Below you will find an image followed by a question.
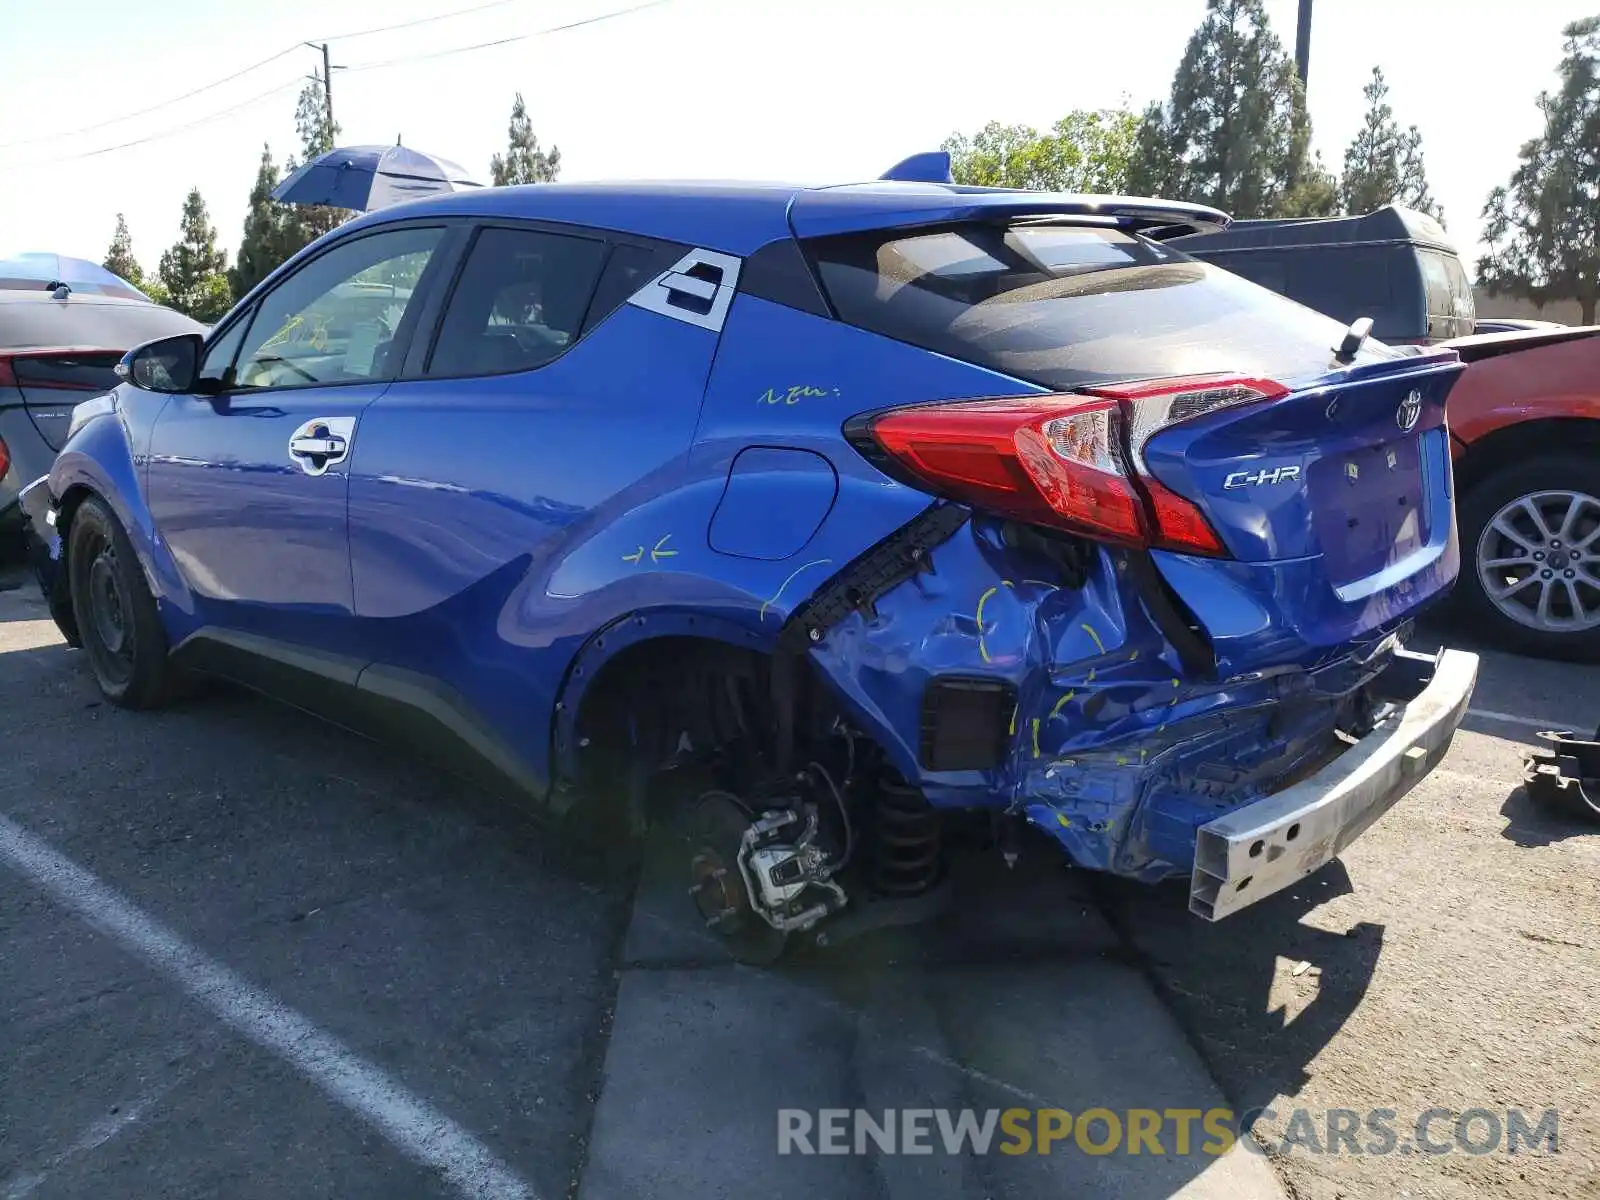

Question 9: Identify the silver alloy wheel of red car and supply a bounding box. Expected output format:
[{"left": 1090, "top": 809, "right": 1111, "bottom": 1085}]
[{"left": 1475, "top": 488, "right": 1600, "bottom": 633}]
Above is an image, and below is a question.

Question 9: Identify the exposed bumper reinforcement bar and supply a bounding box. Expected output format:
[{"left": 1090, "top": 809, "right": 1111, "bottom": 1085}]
[{"left": 1190, "top": 646, "right": 1479, "bottom": 921}]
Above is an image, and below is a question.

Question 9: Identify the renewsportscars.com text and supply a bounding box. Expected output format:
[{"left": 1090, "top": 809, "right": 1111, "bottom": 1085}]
[{"left": 777, "top": 1107, "right": 1560, "bottom": 1157}]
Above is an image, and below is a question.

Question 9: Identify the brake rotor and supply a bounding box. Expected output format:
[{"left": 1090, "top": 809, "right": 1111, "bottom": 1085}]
[{"left": 679, "top": 790, "right": 788, "bottom": 966}]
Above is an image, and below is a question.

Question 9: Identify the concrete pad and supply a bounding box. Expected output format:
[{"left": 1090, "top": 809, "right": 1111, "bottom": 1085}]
[
  {"left": 579, "top": 962, "right": 1285, "bottom": 1199},
  {"left": 622, "top": 822, "right": 1120, "bottom": 971}
]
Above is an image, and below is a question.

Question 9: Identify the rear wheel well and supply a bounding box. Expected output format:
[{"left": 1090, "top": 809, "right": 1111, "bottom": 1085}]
[
  {"left": 1455, "top": 419, "right": 1600, "bottom": 497},
  {"left": 565, "top": 633, "right": 865, "bottom": 834}
]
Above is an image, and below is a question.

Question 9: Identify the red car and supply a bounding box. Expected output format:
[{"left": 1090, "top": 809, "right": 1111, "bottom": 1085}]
[{"left": 1446, "top": 326, "right": 1600, "bottom": 658}]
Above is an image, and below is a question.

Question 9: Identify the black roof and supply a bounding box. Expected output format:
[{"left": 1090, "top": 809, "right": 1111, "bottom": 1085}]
[{"left": 1169, "top": 204, "right": 1457, "bottom": 254}]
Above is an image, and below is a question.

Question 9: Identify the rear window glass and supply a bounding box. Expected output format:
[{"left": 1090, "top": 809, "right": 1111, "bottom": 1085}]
[
  {"left": 0, "top": 296, "right": 201, "bottom": 352},
  {"left": 808, "top": 224, "right": 1399, "bottom": 390},
  {"left": 11, "top": 351, "right": 124, "bottom": 392},
  {"left": 1420, "top": 249, "right": 1474, "bottom": 334}
]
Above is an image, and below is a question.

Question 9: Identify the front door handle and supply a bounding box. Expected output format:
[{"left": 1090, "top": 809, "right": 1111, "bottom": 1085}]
[
  {"left": 289, "top": 433, "right": 347, "bottom": 457},
  {"left": 287, "top": 416, "right": 356, "bottom": 477}
]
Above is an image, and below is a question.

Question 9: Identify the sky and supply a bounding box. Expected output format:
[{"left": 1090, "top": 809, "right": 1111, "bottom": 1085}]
[{"left": 0, "top": 0, "right": 1592, "bottom": 280}]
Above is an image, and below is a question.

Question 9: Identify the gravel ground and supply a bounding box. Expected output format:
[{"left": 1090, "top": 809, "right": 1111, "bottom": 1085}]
[{"left": 1, "top": 556, "right": 1596, "bottom": 1199}]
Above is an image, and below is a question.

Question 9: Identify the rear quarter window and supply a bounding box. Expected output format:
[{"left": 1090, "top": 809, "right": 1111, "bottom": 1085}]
[{"left": 807, "top": 224, "right": 1397, "bottom": 391}]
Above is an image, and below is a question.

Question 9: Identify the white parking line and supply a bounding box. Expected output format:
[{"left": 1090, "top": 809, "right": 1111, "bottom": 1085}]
[
  {"left": 4, "top": 1087, "right": 163, "bottom": 1200},
  {"left": 0, "top": 814, "right": 535, "bottom": 1200},
  {"left": 1467, "top": 707, "right": 1569, "bottom": 733}
]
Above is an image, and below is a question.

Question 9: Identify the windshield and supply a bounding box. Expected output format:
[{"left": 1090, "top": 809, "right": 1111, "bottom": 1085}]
[{"left": 808, "top": 223, "right": 1400, "bottom": 390}]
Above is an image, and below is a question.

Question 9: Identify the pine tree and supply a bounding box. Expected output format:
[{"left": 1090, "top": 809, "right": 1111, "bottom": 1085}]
[
  {"left": 158, "top": 188, "right": 232, "bottom": 323},
  {"left": 1480, "top": 17, "right": 1600, "bottom": 325},
  {"left": 279, "top": 81, "right": 349, "bottom": 256},
  {"left": 230, "top": 145, "right": 292, "bottom": 301},
  {"left": 489, "top": 93, "right": 560, "bottom": 186},
  {"left": 1339, "top": 67, "right": 1442, "bottom": 220},
  {"left": 102, "top": 214, "right": 144, "bottom": 289},
  {"left": 1124, "top": 0, "right": 1320, "bottom": 219}
]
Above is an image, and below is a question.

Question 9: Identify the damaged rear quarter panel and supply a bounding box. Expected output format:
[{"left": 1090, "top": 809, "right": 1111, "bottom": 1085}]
[{"left": 805, "top": 516, "right": 1408, "bottom": 882}]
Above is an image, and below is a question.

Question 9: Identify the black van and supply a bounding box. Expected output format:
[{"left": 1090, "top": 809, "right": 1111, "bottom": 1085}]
[{"left": 1170, "top": 205, "right": 1475, "bottom": 344}]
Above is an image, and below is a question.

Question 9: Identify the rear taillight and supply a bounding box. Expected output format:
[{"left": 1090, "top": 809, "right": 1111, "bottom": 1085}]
[
  {"left": 856, "top": 374, "right": 1288, "bottom": 556},
  {"left": 0, "top": 356, "right": 14, "bottom": 389},
  {"left": 0, "top": 434, "right": 10, "bottom": 480}
]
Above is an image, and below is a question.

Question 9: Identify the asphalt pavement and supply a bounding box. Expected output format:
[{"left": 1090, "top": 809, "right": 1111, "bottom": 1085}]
[{"left": 2, "top": 562, "right": 1595, "bottom": 1200}]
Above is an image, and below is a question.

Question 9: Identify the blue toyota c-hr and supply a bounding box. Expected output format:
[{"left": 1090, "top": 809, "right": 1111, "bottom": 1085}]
[{"left": 20, "top": 162, "right": 1479, "bottom": 961}]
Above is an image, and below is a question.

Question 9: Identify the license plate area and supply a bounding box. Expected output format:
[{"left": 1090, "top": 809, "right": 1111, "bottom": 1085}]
[{"left": 1309, "top": 434, "right": 1428, "bottom": 587}]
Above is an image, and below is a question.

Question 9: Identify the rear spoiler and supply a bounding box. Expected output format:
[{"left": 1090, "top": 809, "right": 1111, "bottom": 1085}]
[
  {"left": 1441, "top": 325, "right": 1600, "bottom": 364},
  {"left": 794, "top": 185, "right": 1232, "bottom": 242}
]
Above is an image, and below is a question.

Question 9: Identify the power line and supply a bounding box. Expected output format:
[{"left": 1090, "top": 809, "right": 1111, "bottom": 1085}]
[
  {"left": 0, "top": 0, "right": 581, "bottom": 149},
  {"left": 0, "top": 45, "right": 303, "bottom": 150},
  {"left": 4, "top": 0, "right": 672, "bottom": 167},
  {"left": 310, "top": 0, "right": 536, "bottom": 44},
  {"left": 342, "top": 0, "right": 671, "bottom": 72},
  {"left": 7, "top": 79, "right": 306, "bottom": 169}
]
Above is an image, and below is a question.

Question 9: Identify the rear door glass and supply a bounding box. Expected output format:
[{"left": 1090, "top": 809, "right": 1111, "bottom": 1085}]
[
  {"left": 427, "top": 226, "right": 606, "bottom": 377},
  {"left": 808, "top": 224, "right": 1398, "bottom": 391}
]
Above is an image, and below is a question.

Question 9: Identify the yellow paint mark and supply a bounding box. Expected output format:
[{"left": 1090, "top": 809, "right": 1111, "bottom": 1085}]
[
  {"left": 1031, "top": 718, "right": 1041, "bottom": 759},
  {"left": 650, "top": 534, "right": 677, "bottom": 562},
  {"left": 622, "top": 546, "right": 644, "bottom": 564},
  {"left": 1086, "top": 668, "right": 1096, "bottom": 683},
  {"left": 976, "top": 583, "right": 1013, "bottom": 662},
  {"left": 757, "top": 558, "right": 832, "bottom": 623},
  {"left": 758, "top": 384, "right": 836, "bottom": 406},
  {"left": 1081, "top": 622, "right": 1105, "bottom": 654},
  {"left": 1008, "top": 706, "right": 1017, "bottom": 736},
  {"left": 1049, "top": 690, "right": 1076, "bottom": 721},
  {"left": 1115, "top": 755, "right": 1128, "bottom": 766},
  {"left": 1140, "top": 748, "right": 1149, "bottom": 763},
  {"left": 1056, "top": 813, "right": 1072, "bottom": 829},
  {"left": 1023, "top": 579, "right": 1056, "bottom": 590},
  {"left": 1129, "top": 649, "right": 1139, "bottom": 661}
]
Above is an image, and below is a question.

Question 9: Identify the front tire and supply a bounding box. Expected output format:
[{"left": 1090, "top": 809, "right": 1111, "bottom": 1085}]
[
  {"left": 66, "top": 496, "right": 176, "bottom": 707},
  {"left": 1456, "top": 455, "right": 1600, "bottom": 661}
]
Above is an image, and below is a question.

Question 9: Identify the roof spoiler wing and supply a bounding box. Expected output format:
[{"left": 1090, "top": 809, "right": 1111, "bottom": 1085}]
[{"left": 797, "top": 181, "right": 1231, "bottom": 242}]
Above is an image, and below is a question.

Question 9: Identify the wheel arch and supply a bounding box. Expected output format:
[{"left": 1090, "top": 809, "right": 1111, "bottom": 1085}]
[
  {"left": 551, "top": 610, "right": 780, "bottom": 794},
  {"left": 1455, "top": 418, "right": 1600, "bottom": 498}
]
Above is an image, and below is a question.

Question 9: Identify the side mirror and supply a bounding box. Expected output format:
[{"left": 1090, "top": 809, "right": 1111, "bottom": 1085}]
[{"left": 117, "top": 333, "right": 203, "bottom": 393}]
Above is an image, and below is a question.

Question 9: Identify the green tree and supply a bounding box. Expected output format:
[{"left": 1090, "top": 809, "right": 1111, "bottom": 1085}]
[
  {"left": 279, "top": 81, "right": 349, "bottom": 255},
  {"left": 1124, "top": 0, "right": 1321, "bottom": 218},
  {"left": 489, "top": 93, "right": 560, "bottom": 185},
  {"left": 230, "top": 144, "right": 293, "bottom": 301},
  {"left": 1339, "top": 67, "right": 1442, "bottom": 219},
  {"left": 157, "top": 188, "right": 232, "bottom": 323},
  {"left": 1480, "top": 17, "right": 1600, "bottom": 325},
  {"left": 102, "top": 214, "right": 145, "bottom": 289},
  {"left": 942, "top": 109, "right": 1139, "bottom": 193}
]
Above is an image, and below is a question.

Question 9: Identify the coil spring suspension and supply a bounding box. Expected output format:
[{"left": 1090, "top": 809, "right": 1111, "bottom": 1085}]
[{"left": 867, "top": 775, "right": 942, "bottom": 896}]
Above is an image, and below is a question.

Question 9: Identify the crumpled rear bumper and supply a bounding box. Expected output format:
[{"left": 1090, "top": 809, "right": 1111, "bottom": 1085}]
[{"left": 1189, "top": 646, "right": 1478, "bottom": 920}]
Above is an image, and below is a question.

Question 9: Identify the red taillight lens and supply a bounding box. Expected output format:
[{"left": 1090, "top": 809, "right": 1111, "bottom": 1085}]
[
  {"left": 861, "top": 374, "right": 1287, "bottom": 556},
  {"left": 0, "top": 434, "right": 9, "bottom": 480},
  {"left": 0, "top": 356, "right": 13, "bottom": 389}
]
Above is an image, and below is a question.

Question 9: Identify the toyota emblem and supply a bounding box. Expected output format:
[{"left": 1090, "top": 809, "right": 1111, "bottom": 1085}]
[{"left": 1396, "top": 389, "right": 1423, "bottom": 432}]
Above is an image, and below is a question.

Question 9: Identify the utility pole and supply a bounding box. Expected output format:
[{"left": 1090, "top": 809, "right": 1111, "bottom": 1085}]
[
  {"left": 1295, "top": 0, "right": 1313, "bottom": 91},
  {"left": 304, "top": 42, "right": 343, "bottom": 148}
]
